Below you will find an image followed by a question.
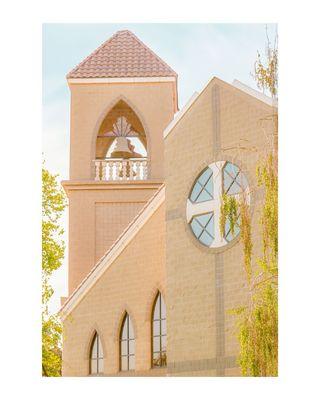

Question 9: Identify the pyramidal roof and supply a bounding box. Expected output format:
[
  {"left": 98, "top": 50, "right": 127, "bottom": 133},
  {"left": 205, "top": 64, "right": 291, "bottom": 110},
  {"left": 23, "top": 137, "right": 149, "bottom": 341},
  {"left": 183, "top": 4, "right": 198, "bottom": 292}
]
[{"left": 67, "top": 30, "right": 177, "bottom": 79}]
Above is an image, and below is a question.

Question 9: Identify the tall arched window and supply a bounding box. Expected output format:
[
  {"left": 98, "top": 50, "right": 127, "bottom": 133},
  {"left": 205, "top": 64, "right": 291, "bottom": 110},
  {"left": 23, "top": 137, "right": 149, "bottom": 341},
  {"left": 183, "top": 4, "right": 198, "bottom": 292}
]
[
  {"left": 89, "top": 332, "right": 104, "bottom": 375},
  {"left": 152, "top": 292, "right": 167, "bottom": 367},
  {"left": 120, "top": 313, "right": 135, "bottom": 371}
]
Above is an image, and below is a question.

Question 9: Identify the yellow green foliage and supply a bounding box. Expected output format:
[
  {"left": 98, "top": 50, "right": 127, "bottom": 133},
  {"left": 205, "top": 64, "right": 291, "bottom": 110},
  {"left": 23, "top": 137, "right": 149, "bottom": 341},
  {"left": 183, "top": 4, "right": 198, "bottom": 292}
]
[
  {"left": 221, "top": 154, "right": 278, "bottom": 376},
  {"left": 254, "top": 29, "right": 278, "bottom": 98},
  {"left": 42, "top": 166, "right": 67, "bottom": 377},
  {"left": 220, "top": 28, "right": 278, "bottom": 377}
]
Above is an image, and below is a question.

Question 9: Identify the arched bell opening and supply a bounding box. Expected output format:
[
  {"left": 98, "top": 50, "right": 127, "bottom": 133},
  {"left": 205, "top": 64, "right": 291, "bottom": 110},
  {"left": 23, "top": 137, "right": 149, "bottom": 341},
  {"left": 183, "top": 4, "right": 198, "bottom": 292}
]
[
  {"left": 94, "top": 100, "right": 148, "bottom": 181},
  {"left": 95, "top": 100, "right": 147, "bottom": 160}
]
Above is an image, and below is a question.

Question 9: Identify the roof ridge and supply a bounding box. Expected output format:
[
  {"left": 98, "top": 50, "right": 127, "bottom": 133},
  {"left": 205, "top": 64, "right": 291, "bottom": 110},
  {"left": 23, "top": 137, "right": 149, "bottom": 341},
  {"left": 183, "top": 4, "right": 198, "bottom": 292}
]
[
  {"left": 124, "top": 30, "right": 177, "bottom": 76},
  {"left": 60, "top": 184, "right": 165, "bottom": 316},
  {"left": 67, "top": 30, "right": 177, "bottom": 79},
  {"left": 66, "top": 30, "right": 120, "bottom": 78}
]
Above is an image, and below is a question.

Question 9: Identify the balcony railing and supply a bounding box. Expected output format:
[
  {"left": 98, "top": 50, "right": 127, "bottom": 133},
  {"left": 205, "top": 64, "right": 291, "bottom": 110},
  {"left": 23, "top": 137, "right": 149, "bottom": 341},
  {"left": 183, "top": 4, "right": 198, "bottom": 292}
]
[{"left": 94, "top": 158, "right": 148, "bottom": 181}]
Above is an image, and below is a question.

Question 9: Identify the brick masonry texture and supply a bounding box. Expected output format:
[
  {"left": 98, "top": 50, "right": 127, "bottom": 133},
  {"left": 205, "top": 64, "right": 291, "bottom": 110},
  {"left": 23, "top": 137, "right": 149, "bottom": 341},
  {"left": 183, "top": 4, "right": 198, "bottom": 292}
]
[
  {"left": 61, "top": 32, "right": 276, "bottom": 376},
  {"left": 62, "top": 204, "right": 166, "bottom": 376},
  {"left": 164, "top": 78, "right": 275, "bottom": 376},
  {"left": 66, "top": 185, "right": 160, "bottom": 293},
  {"left": 68, "top": 81, "right": 176, "bottom": 181}
]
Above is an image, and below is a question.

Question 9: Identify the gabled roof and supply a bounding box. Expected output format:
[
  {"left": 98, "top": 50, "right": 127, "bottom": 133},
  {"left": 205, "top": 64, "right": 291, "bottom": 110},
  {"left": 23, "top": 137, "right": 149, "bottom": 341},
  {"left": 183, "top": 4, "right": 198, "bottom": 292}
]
[
  {"left": 59, "top": 185, "right": 165, "bottom": 319},
  {"left": 67, "top": 30, "right": 177, "bottom": 79},
  {"left": 232, "top": 79, "right": 278, "bottom": 107},
  {"left": 164, "top": 77, "right": 276, "bottom": 139}
]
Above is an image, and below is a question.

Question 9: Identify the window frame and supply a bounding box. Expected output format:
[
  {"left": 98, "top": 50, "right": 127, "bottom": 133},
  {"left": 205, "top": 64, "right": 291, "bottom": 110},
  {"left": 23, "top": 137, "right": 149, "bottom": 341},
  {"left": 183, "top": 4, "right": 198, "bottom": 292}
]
[
  {"left": 151, "top": 292, "right": 167, "bottom": 368},
  {"left": 186, "top": 161, "right": 250, "bottom": 248},
  {"left": 89, "top": 332, "right": 104, "bottom": 375},
  {"left": 119, "top": 312, "right": 135, "bottom": 372}
]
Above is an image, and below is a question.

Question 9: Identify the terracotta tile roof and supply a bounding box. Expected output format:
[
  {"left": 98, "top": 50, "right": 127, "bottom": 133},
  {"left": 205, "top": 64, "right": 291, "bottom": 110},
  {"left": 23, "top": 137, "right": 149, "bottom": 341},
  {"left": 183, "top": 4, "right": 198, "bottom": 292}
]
[{"left": 67, "top": 30, "right": 177, "bottom": 79}]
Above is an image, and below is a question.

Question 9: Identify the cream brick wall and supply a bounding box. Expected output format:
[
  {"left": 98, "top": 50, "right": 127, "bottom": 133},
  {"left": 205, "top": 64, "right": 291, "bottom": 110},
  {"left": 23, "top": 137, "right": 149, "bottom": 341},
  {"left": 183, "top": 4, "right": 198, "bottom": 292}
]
[
  {"left": 62, "top": 203, "right": 166, "bottom": 376},
  {"left": 95, "top": 201, "right": 144, "bottom": 262},
  {"left": 62, "top": 75, "right": 276, "bottom": 377},
  {"left": 64, "top": 79, "right": 176, "bottom": 293},
  {"left": 164, "top": 78, "right": 275, "bottom": 376},
  {"left": 69, "top": 81, "right": 176, "bottom": 181},
  {"left": 64, "top": 182, "right": 162, "bottom": 293}
]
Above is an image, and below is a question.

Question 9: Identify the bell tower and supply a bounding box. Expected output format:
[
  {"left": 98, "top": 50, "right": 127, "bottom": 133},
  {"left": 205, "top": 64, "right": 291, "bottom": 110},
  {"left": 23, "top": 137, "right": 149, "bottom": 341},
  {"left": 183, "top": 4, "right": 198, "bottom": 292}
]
[{"left": 63, "top": 30, "right": 178, "bottom": 293}]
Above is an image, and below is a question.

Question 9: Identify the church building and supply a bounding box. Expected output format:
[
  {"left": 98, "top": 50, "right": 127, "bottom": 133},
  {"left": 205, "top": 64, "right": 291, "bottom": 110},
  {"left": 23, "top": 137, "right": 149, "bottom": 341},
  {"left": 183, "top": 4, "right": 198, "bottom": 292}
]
[{"left": 60, "top": 29, "right": 276, "bottom": 376}]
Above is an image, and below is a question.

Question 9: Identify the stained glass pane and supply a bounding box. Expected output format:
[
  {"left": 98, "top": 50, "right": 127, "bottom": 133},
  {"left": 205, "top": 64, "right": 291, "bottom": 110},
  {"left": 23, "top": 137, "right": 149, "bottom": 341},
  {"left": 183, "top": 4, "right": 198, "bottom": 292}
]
[
  {"left": 225, "top": 216, "right": 241, "bottom": 242},
  {"left": 223, "top": 172, "right": 234, "bottom": 193},
  {"left": 129, "top": 355, "right": 135, "bottom": 370},
  {"left": 98, "top": 336, "right": 103, "bottom": 358},
  {"left": 128, "top": 316, "right": 134, "bottom": 339},
  {"left": 162, "top": 335, "right": 167, "bottom": 350},
  {"left": 190, "top": 182, "right": 203, "bottom": 202},
  {"left": 189, "top": 167, "right": 213, "bottom": 203},
  {"left": 160, "top": 294, "right": 166, "bottom": 318},
  {"left": 153, "top": 320, "right": 160, "bottom": 336},
  {"left": 161, "top": 319, "right": 167, "bottom": 335},
  {"left": 236, "top": 172, "right": 248, "bottom": 189},
  {"left": 121, "top": 316, "right": 128, "bottom": 340},
  {"left": 196, "top": 213, "right": 211, "bottom": 227},
  {"left": 91, "top": 335, "right": 98, "bottom": 358},
  {"left": 196, "top": 188, "right": 213, "bottom": 202},
  {"left": 98, "top": 358, "right": 104, "bottom": 374},
  {"left": 129, "top": 339, "right": 135, "bottom": 356},
  {"left": 224, "top": 162, "right": 239, "bottom": 178},
  {"left": 91, "top": 359, "right": 97, "bottom": 375},
  {"left": 153, "top": 352, "right": 161, "bottom": 367},
  {"left": 121, "top": 340, "right": 127, "bottom": 356},
  {"left": 190, "top": 218, "right": 203, "bottom": 238},
  {"left": 153, "top": 295, "right": 160, "bottom": 319},
  {"left": 153, "top": 336, "right": 160, "bottom": 352},
  {"left": 223, "top": 162, "right": 247, "bottom": 195},
  {"left": 121, "top": 356, "right": 128, "bottom": 371},
  {"left": 197, "top": 213, "right": 214, "bottom": 237},
  {"left": 152, "top": 292, "right": 167, "bottom": 368},
  {"left": 226, "top": 180, "right": 242, "bottom": 195},
  {"left": 206, "top": 214, "right": 214, "bottom": 237},
  {"left": 199, "top": 230, "right": 214, "bottom": 246},
  {"left": 197, "top": 167, "right": 212, "bottom": 185},
  {"left": 203, "top": 175, "right": 213, "bottom": 196},
  {"left": 120, "top": 313, "right": 135, "bottom": 371}
]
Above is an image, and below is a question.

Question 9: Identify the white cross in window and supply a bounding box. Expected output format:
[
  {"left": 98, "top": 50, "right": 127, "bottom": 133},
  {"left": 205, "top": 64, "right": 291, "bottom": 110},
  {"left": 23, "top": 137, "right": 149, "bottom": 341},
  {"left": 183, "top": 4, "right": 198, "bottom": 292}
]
[{"left": 186, "top": 161, "right": 250, "bottom": 248}]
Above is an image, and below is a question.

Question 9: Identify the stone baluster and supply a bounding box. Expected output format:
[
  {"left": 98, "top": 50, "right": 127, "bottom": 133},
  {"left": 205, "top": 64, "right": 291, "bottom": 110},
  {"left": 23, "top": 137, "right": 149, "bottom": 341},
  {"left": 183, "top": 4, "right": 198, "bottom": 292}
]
[
  {"left": 128, "top": 160, "right": 134, "bottom": 180},
  {"left": 139, "top": 161, "right": 144, "bottom": 180},
  {"left": 142, "top": 160, "right": 148, "bottom": 180},
  {"left": 101, "top": 161, "right": 107, "bottom": 181},
  {"left": 109, "top": 161, "right": 114, "bottom": 180},
  {"left": 95, "top": 161, "right": 100, "bottom": 181},
  {"left": 115, "top": 161, "right": 120, "bottom": 180},
  {"left": 122, "top": 160, "right": 127, "bottom": 180},
  {"left": 135, "top": 161, "right": 141, "bottom": 180}
]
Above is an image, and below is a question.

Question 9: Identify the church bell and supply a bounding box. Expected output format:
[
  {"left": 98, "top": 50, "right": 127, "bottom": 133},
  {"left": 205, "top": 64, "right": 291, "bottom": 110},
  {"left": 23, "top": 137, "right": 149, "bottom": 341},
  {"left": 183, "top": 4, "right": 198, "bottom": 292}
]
[{"left": 110, "top": 137, "right": 133, "bottom": 159}]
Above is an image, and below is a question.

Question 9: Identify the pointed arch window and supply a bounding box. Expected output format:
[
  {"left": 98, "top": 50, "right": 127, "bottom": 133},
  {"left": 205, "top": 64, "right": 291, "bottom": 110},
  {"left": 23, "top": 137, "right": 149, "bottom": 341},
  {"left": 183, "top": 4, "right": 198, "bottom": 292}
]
[
  {"left": 152, "top": 292, "right": 167, "bottom": 367},
  {"left": 120, "top": 313, "right": 135, "bottom": 371},
  {"left": 89, "top": 332, "right": 104, "bottom": 375}
]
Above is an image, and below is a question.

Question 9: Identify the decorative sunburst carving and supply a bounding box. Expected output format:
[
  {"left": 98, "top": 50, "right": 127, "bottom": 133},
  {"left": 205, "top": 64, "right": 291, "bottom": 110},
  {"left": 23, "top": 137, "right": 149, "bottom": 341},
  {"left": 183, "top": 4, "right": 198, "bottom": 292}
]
[{"left": 103, "top": 116, "right": 139, "bottom": 137}]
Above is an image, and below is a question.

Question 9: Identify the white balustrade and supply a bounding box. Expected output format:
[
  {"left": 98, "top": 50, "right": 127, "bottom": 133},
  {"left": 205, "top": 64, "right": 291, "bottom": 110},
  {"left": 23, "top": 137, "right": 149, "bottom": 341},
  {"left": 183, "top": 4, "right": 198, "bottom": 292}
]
[{"left": 94, "top": 158, "right": 148, "bottom": 181}]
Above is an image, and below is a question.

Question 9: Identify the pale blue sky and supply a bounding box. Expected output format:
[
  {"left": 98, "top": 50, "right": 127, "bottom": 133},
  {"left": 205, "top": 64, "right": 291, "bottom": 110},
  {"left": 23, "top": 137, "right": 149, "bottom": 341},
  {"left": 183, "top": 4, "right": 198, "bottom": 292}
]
[{"left": 42, "top": 23, "right": 277, "bottom": 313}]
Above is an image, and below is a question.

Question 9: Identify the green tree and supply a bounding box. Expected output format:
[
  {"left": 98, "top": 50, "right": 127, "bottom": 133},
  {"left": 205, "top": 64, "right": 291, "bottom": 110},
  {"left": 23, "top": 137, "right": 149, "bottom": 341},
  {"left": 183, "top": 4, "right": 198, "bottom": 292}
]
[
  {"left": 221, "top": 28, "right": 278, "bottom": 376},
  {"left": 42, "top": 166, "right": 66, "bottom": 376}
]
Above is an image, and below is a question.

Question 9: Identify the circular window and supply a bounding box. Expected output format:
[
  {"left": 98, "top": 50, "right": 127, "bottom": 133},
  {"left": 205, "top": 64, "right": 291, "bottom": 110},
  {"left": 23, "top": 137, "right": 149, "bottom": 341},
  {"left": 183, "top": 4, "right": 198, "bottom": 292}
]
[{"left": 186, "top": 161, "right": 250, "bottom": 248}]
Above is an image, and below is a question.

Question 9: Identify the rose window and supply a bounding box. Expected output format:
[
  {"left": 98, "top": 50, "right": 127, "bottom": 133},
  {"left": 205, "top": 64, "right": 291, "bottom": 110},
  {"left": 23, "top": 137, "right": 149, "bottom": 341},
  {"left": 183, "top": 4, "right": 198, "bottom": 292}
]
[{"left": 186, "top": 161, "right": 250, "bottom": 248}]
